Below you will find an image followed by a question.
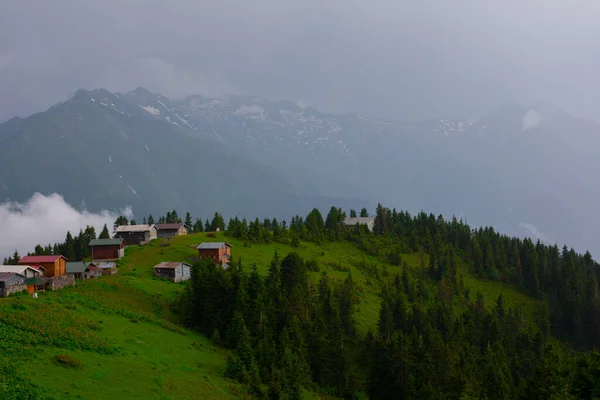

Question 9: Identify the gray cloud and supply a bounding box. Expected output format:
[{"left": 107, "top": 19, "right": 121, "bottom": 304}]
[
  {"left": 0, "top": 193, "right": 132, "bottom": 260},
  {"left": 1, "top": 0, "right": 600, "bottom": 122}
]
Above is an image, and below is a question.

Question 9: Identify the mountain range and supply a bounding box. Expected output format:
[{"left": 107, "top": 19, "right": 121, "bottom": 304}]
[{"left": 0, "top": 87, "right": 598, "bottom": 255}]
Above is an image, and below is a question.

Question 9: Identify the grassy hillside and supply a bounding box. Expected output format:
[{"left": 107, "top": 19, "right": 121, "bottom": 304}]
[
  {"left": 0, "top": 275, "right": 253, "bottom": 400},
  {"left": 0, "top": 232, "right": 545, "bottom": 399},
  {"left": 120, "top": 232, "right": 542, "bottom": 330}
]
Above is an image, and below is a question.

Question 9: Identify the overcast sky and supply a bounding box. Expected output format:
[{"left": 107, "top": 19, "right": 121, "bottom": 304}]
[{"left": 1, "top": 0, "right": 599, "bottom": 122}]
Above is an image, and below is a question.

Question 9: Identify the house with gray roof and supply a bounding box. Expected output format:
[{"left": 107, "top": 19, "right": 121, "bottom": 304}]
[
  {"left": 0, "top": 272, "right": 26, "bottom": 297},
  {"left": 96, "top": 262, "right": 118, "bottom": 276},
  {"left": 155, "top": 223, "right": 189, "bottom": 239},
  {"left": 114, "top": 224, "right": 157, "bottom": 246},
  {"left": 197, "top": 242, "right": 231, "bottom": 267},
  {"left": 342, "top": 217, "right": 375, "bottom": 232},
  {"left": 153, "top": 262, "right": 192, "bottom": 282}
]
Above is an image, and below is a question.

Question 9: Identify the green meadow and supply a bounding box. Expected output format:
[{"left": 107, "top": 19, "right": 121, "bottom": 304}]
[{"left": 0, "top": 232, "right": 543, "bottom": 399}]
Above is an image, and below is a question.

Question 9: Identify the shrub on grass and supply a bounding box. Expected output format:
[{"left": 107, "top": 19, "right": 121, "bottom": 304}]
[{"left": 54, "top": 354, "right": 83, "bottom": 369}]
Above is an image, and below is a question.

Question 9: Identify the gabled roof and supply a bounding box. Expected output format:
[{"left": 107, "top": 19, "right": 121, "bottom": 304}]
[
  {"left": 89, "top": 238, "right": 123, "bottom": 246},
  {"left": 153, "top": 262, "right": 192, "bottom": 269},
  {"left": 343, "top": 217, "right": 375, "bottom": 226},
  {"left": 155, "top": 223, "right": 188, "bottom": 230},
  {"left": 66, "top": 261, "right": 94, "bottom": 274},
  {"left": 114, "top": 224, "right": 156, "bottom": 233},
  {"left": 197, "top": 242, "right": 232, "bottom": 250},
  {"left": 26, "top": 264, "right": 47, "bottom": 272},
  {"left": 0, "top": 265, "right": 40, "bottom": 276},
  {"left": 18, "top": 255, "right": 67, "bottom": 263},
  {"left": 0, "top": 272, "right": 24, "bottom": 282},
  {"left": 96, "top": 262, "right": 117, "bottom": 269}
]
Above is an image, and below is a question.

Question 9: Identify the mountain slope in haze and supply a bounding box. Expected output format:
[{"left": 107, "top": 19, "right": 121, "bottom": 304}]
[
  {"left": 0, "top": 88, "right": 367, "bottom": 220},
  {"left": 114, "top": 89, "right": 600, "bottom": 255},
  {"left": 1, "top": 87, "right": 598, "bottom": 255}
]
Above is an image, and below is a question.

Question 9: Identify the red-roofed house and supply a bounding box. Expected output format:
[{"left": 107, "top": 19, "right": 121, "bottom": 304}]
[{"left": 18, "top": 255, "right": 68, "bottom": 277}]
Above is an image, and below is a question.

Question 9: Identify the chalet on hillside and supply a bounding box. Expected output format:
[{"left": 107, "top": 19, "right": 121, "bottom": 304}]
[
  {"left": 0, "top": 272, "right": 26, "bottom": 297},
  {"left": 114, "top": 225, "right": 157, "bottom": 246},
  {"left": 153, "top": 262, "right": 192, "bottom": 283},
  {"left": 0, "top": 265, "right": 46, "bottom": 294},
  {"left": 96, "top": 261, "right": 118, "bottom": 276},
  {"left": 342, "top": 217, "right": 375, "bottom": 232},
  {"left": 66, "top": 262, "right": 101, "bottom": 280},
  {"left": 197, "top": 242, "right": 231, "bottom": 267},
  {"left": 89, "top": 238, "right": 125, "bottom": 261},
  {"left": 155, "top": 223, "right": 189, "bottom": 239},
  {"left": 18, "top": 255, "right": 68, "bottom": 277}
]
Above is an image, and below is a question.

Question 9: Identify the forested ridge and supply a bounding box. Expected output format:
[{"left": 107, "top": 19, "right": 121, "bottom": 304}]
[
  {"left": 180, "top": 204, "right": 600, "bottom": 399},
  {"left": 13, "top": 204, "right": 600, "bottom": 399}
]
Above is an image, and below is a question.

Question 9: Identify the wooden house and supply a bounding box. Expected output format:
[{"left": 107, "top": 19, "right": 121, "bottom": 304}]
[
  {"left": 342, "top": 217, "right": 375, "bottom": 232},
  {"left": 155, "top": 223, "right": 189, "bottom": 239},
  {"left": 0, "top": 265, "right": 45, "bottom": 294},
  {"left": 0, "top": 272, "right": 26, "bottom": 297},
  {"left": 153, "top": 262, "right": 192, "bottom": 283},
  {"left": 66, "top": 261, "right": 102, "bottom": 280},
  {"left": 18, "top": 255, "right": 67, "bottom": 277},
  {"left": 89, "top": 238, "right": 125, "bottom": 261},
  {"left": 197, "top": 242, "right": 232, "bottom": 267},
  {"left": 114, "top": 225, "right": 157, "bottom": 246},
  {"left": 96, "top": 262, "right": 118, "bottom": 276}
]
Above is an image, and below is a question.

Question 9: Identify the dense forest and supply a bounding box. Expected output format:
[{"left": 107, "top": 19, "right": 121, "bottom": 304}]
[{"left": 12, "top": 204, "right": 600, "bottom": 398}]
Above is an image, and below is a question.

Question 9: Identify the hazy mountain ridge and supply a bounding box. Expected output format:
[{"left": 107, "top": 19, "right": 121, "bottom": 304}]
[
  {"left": 118, "top": 88, "right": 600, "bottom": 254},
  {"left": 1, "top": 87, "right": 599, "bottom": 255},
  {"left": 0, "top": 87, "right": 368, "bottom": 221}
]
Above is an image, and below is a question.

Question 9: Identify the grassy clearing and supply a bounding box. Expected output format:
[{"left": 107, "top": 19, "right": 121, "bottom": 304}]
[{"left": 0, "top": 277, "right": 249, "bottom": 399}]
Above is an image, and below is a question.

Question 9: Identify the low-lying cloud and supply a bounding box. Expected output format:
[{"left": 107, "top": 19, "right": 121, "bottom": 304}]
[
  {"left": 518, "top": 222, "right": 552, "bottom": 244},
  {"left": 0, "top": 193, "right": 132, "bottom": 261}
]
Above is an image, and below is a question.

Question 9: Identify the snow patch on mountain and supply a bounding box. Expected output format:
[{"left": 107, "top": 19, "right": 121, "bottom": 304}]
[
  {"left": 522, "top": 110, "right": 542, "bottom": 131},
  {"left": 165, "top": 116, "right": 181, "bottom": 127},
  {"left": 140, "top": 105, "right": 160, "bottom": 116},
  {"left": 235, "top": 105, "right": 265, "bottom": 120},
  {"left": 156, "top": 99, "right": 171, "bottom": 112},
  {"left": 175, "top": 114, "right": 196, "bottom": 131}
]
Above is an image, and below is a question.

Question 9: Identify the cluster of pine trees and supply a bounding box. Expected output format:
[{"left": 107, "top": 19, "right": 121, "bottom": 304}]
[
  {"left": 177, "top": 252, "right": 600, "bottom": 399},
  {"left": 177, "top": 253, "right": 361, "bottom": 398}
]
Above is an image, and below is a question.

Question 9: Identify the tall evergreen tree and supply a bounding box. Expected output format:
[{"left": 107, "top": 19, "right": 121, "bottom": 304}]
[{"left": 99, "top": 224, "right": 111, "bottom": 239}]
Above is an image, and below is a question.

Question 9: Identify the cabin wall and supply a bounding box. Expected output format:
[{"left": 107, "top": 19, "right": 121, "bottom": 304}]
[{"left": 92, "top": 245, "right": 122, "bottom": 260}]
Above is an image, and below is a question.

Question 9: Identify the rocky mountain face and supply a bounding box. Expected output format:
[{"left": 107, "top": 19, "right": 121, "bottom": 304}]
[
  {"left": 1, "top": 87, "right": 598, "bottom": 255},
  {"left": 0, "top": 88, "right": 366, "bottom": 221}
]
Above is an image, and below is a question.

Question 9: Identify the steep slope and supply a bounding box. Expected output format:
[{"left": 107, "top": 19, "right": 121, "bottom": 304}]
[{"left": 0, "top": 88, "right": 366, "bottom": 220}]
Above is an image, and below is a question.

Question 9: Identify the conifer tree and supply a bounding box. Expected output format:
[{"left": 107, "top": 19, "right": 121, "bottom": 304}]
[{"left": 99, "top": 224, "right": 111, "bottom": 239}]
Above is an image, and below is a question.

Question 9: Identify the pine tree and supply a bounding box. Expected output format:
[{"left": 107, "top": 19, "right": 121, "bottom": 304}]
[
  {"left": 99, "top": 224, "right": 111, "bottom": 239},
  {"left": 148, "top": 214, "right": 155, "bottom": 224},
  {"left": 185, "top": 212, "right": 192, "bottom": 228},
  {"left": 64, "top": 231, "right": 76, "bottom": 261},
  {"left": 360, "top": 208, "right": 369, "bottom": 217},
  {"left": 193, "top": 218, "right": 203, "bottom": 233}
]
